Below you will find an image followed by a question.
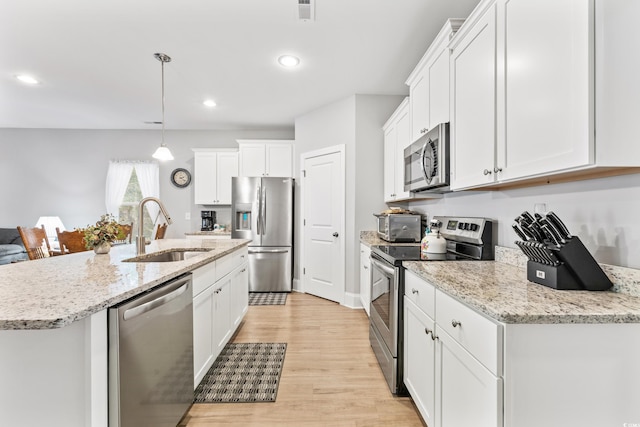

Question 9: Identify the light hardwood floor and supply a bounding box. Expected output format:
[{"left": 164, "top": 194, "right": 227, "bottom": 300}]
[{"left": 180, "top": 292, "right": 426, "bottom": 427}]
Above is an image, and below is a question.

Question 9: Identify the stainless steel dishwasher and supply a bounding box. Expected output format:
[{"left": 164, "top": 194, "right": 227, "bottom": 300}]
[{"left": 109, "top": 274, "right": 193, "bottom": 427}]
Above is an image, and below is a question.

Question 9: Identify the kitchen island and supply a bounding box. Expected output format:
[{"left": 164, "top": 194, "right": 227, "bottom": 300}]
[
  {"left": 0, "top": 238, "right": 250, "bottom": 427},
  {"left": 402, "top": 255, "right": 640, "bottom": 427}
]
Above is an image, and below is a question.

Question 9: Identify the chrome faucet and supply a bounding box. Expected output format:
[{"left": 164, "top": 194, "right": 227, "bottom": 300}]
[{"left": 137, "top": 197, "right": 173, "bottom": 255}]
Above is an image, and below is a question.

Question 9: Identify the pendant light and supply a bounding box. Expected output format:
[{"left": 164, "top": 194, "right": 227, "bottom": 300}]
[{"left": 152, "top": 53, "right": 174, "bottom": 161}]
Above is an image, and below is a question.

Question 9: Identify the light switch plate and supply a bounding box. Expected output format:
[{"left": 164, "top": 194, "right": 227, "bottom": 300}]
[{"left": 185, "top": 212, "right": 191, "bottom": 220}]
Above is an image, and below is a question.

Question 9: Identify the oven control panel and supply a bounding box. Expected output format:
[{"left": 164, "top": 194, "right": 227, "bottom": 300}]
[{"left": 435, "top": 216, "right": 493, "bottom": 245}]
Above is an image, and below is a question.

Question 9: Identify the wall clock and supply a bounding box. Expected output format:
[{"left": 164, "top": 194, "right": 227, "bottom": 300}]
[{"left": 170, "top": 168, "right": 192, "bottom": 188}]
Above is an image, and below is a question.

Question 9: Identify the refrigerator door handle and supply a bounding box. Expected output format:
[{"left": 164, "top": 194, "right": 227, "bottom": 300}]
[
  {"left": 256, "top": 185, "right": 262, "bottom": 235},
  {"left": 248, "top": 248, "right": 289, "bottom": 254},
  {"left": 262, "top": 187, "right": 267, "bottom": 234}
]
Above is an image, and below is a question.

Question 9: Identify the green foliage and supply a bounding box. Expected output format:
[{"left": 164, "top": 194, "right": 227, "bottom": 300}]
[{"left": 80, "top": 214, "right": 121, "bottom": 249}]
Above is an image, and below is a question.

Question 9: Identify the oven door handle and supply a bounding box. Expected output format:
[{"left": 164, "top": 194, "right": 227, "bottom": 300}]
[{"left": 370, "top": 256, "right": 396, "bottom": 277}]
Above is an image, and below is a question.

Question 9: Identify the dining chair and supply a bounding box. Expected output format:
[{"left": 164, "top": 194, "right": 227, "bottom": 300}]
[
  {"left": 56, "top": 228, "right": 90, "bottom": 254},
  {"left": 154, "top": 223, "right": 168, "bottom": 240},
  {"left": 114, "top": 223, "right": 133, "bottom": 244},
  {"left": 17, "top": 225, "right": 53, "bottom": 260}
]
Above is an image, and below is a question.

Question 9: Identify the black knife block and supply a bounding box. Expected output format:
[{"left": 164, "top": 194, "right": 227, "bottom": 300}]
[{"left": 521, "top": 237, "right": 613, "bottom": 291}]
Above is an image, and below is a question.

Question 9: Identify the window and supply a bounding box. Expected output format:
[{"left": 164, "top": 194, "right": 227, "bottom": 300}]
[{"left": 105, "top": 161, "right": 160, "bottom": 241}]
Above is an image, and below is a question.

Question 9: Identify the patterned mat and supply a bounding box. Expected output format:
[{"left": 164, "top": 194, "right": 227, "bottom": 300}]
[
  {"left": 194, "top": 343, "right": 287, "bottom": 403},
  {"left": 249, "top": 292, "right": 288, "bottom": 306}
]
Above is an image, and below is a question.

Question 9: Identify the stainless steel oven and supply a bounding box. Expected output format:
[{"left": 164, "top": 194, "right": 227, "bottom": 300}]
[
  {"left": 369, "top": 216, "right": 494, "bottom": 395},
  {"left": 404, "top": 122, "right": 450, "bottom": 193}
]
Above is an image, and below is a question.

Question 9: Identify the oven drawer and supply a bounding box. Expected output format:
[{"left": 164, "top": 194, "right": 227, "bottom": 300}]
[
  {"left": 404, "top": 270, "right": 435, "bottom": 319},
  {"left": 435, "top": 289, "right": 503, "bottom": 376}
]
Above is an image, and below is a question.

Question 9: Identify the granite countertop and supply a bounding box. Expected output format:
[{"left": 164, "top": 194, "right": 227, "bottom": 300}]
[
  {"left": 404, "top": 260, "right": 640, "bottom": 325},
  {"left": 185, "top": 230, "right": 231, "bottom": 236},
  {"left": 0, "top": 238, "right": 250, "bottom": 330}
]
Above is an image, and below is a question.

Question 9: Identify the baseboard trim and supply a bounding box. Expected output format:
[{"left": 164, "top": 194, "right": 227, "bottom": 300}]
[{"left": 343, "top": 292, "right": 363, "bottom": 310}]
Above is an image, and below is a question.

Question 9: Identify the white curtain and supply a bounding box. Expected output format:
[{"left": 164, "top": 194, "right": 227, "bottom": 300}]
[
  {"left": 105, "top": 161, "right": 134, "bottom": 220},
  {"left": 134, "top": 162, "right": 160, "bottom": 224}
]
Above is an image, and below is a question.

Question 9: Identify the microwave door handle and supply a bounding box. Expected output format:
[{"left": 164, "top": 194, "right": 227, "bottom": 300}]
[{"left": 420, "top": 139, "right": 430, "bottom": 182}]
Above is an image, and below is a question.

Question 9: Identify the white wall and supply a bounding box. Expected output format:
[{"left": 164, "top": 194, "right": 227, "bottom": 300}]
[
  {"left": 294, "top": 94, "right": 404, "bottom": 294},
  {"left": 0, "top": 127, "right": 293, "bottom": 237},
  {"left": 405, "top": 172, "right": 640, "bottom": 269}
]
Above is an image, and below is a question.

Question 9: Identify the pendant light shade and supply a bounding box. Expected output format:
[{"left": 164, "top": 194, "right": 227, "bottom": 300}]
[{"left": 152, "top": 53, "right": 174, "bottom": 161}]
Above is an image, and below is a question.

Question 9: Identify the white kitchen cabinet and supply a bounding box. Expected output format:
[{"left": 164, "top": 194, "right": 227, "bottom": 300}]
[
  {"left": 406, "top": 19, "right": 464, "bottom": 143},
  {"left": 192, "top": 247, "right": 249, "bottom": 386},
  {"left": 404, "top": 297, "right": 436, "bottom": 426},
  {"left": 193, "top": 148, "right": 238, "bottom": 205},
  {"left": 237, "top": 140, "right": 294, "bottom": 177},
  {"left": 450, "top": 0, "right": 640, "bottom": 191},
  {"left": 359, "top": 244, "right": 371, "bottom": 316},
  {"left": 449, "top": 1, "right": 497, "bottom": 190}
]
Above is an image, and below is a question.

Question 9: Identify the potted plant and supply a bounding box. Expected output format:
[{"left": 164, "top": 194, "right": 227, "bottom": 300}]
[{"left": 81, "top": 214, "right": 121, "bottom": 254}]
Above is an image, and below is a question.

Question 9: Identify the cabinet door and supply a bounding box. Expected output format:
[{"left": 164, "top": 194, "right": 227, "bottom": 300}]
[
  {"left": 394, "top": 106, "right": 412, "bottom": 200},
  {"left": 498, "top": 0, "right": 591, "bottom": 180},
  {"left": 429, "top": 48, "right": 450, "bottom": 128},
  {"left": 239, "top": 144, "right": 266, "bottom": 177},
  {"left": 213, "top": 278, "right": 232, "bottom": 358},
  {"left": 231, "top": 263, "right": 249, "bottom": 329},
  {"left": 450, "top": 4, "right": 497, "bottom": 190},
  {"left": 194, "top": 152, "right": 218, "bottom": 204},
  {"left": 359, "top": 244, "right": 371, "bottom": 316},
  {"left": 410, "top": 68, "right": 430, "bottom": 143},
  {"left": 216, "top": 151, "right": 238, "bottom": 204},
  {"left": 193, "top": 286, "right": 215, "bottom": 386},
  {"left": 383, "top": 126, "right": 397, "bottom": 202},
  {"left": 266, "top": 143, "right": 293, "bottom": 177},
  {"left": 404, "top": 297, "right": 436, "bottom": 427},
  {"left": 435, "top": 326, "right": 503, "bottom": 427}
]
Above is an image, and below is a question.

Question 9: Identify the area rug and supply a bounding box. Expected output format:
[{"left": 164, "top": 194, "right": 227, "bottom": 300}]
[
  {"left": 248, "top": 292, "right": 287, "bottom": 306},
  {"left": 194, "top": 342, "right": 287, "bottom": 403}
]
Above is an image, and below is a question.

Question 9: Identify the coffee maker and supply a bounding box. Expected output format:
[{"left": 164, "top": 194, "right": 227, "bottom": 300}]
[{"left": 201, "top": 210, "right": 216, "bottom": 231}]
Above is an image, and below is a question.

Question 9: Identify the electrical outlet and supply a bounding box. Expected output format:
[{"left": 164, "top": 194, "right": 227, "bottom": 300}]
[{"left": 185, "top": 212, "right": 191, "bottom": 220}]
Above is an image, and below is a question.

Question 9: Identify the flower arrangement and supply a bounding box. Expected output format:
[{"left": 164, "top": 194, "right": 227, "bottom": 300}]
[{"left": 81, "top": 214, "right": 121, "bottom": 249}]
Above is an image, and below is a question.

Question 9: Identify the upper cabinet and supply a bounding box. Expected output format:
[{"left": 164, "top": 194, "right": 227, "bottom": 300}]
[
  {"left": 237, "top": 140, "right": 294, "bottom": 177},
  {"left": 406, "top": 19, "right": 464, "bottom": 144},
  {"left": 193, "top": 149, "right": 239, "bottom": 205},
  {"left": 449, "top": 0, "right": 640, "bottom": 191}
]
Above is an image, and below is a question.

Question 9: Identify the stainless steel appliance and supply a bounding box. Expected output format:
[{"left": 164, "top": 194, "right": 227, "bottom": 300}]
[
  {"left": 109, "top": 274, "right": 193, "bottom": 427},
  {"left": 231, "top": 177, "right": 293, "bottom": 292},
  {"left": 375, "top": 212, "right": 422, "bottom": 242},
  {"left": 201, "top": 210, "right": 215, "bottom": 231},
  {"left": 404, "top": 122, "right": 450, "bottom": 193},
  {"left": 369, "top": 216, "right": 494, "bottom": 394}
]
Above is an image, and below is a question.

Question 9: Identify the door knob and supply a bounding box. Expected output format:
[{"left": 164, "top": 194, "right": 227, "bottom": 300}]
[{"left": 332, "top": 232, "right": 339, "bottom": 237}]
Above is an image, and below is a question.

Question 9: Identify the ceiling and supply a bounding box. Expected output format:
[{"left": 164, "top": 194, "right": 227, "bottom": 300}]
[{"left": 0, "top": 0, "right": 480, "bottom": 130}]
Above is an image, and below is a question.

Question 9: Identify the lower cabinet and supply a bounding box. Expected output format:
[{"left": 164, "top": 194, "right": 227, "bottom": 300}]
[
  {"left": 359, "top": 244, "right": 371, "bottom": 316},
  {"left": 192, "top": 247, "right": 249, "bottom": 386}
]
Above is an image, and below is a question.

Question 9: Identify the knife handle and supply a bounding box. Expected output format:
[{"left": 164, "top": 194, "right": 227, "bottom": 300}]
[
  {"left": 547, "top": 211, "right": 572, "bottom": 239},
  {"left": 512, "top": 223, "right": 528, "bottom": 241}
]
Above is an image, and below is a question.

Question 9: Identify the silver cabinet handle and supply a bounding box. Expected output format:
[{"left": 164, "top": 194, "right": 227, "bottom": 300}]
[
  {"left": 412, "top": 288, "right": 419, "bottom": 294},
  {"left": 425, "top": 327, "right": 432, "bottom": 336},
  {"left": 431, "top": 332, "right": 438, "bottom": 341},
  {"left": 332, "top": 232, "right": 339, "bottom": 237},
  {"left": 493, "top": 167, "right": 503, "bottom": 173},
  {"left": 363, "top": 265, "right": 368, "bottom": 270},
  {"left": 451, "top": 319, "right": 462, "bottom": 328},
  {"left": 483, "top": 169, "right": 492, "bottom": 176},
  {"left": 420, "top": 128, "right": 428, "bottom": 134},
  {"left": 241, "top": 268, "right": 246, "bottom": 273}
]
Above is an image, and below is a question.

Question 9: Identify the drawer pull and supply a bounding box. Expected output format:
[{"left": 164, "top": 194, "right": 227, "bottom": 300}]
[
  {"left": 411, "top": 288, "right": 419, "bottom": 294},
  {"left": 451, "top": 319, "right": 462, "bottom": 328},
  {"left": 431, "top": 332, "right": 438, "bottom": 341},
  {"left": 424, "top": 327, "right": 432, "bottom": 336},
  {"left": 363, "top": 265, "right": 368, "bottom": 270}
]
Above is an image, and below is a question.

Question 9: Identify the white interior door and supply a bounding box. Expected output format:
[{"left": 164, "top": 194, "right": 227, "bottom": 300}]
[{"left": 302, "top": 147, "right": 345, "bottom": 304}]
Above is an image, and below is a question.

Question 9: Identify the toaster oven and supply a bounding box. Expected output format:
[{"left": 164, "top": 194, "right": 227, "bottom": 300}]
[{"left": 375, "top": 213, "right": 422, "bottom": 242}]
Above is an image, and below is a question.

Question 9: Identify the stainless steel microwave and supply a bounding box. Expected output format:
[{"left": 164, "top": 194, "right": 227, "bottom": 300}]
[{"left": 403, "top": 123, "right": 450, "bottom": 192}]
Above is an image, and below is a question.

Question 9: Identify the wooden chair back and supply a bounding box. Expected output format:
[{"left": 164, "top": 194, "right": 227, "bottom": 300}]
[
  {"left": 154, "top": 223, "right": 168, "bottom": 240},
  {"left": 57, "top": 228, "right": 89, "bottom": 254},
  {"left": 17, "top": 225, "right": 52, "bottom": 260},
  {"left": 114, "top": 223, "right": 133, "bottom": 244}
]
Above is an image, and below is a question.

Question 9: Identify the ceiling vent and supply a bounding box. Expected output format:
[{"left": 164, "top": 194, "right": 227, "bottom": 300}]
[{"left": 297, "top": 0, "right": 315, "bottom": 22}]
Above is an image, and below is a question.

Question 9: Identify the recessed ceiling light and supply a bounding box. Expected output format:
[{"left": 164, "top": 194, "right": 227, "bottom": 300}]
[
  {"left": 278, "top": 55, "right": 300, "bottom": 68},
  {"left": 203, "top": 99, "right": 217, "bottom": 108},
  {"left": 16, "top": 74, "right": 40, "bottom": 85}
]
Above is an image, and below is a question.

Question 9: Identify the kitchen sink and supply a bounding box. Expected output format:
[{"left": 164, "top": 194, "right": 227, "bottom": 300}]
[{"left": 123, "top": 249, "right": 209, "bottom": 263}]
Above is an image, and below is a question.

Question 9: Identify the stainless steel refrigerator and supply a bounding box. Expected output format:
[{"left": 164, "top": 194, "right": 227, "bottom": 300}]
[{"left": 231, "top": 177, "right": 293, "bottom": 292}]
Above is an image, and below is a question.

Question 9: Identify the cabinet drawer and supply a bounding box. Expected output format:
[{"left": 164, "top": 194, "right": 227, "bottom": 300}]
[
  {"left": 216, "top": 252, "right": 235, "bottom": 281},
  {"left": 192, "top": 261, "right": 216, "bottom": 297},
  {"left": 235, "top": 247, "right": 248, "bottom": 268},
  {"left": 436, "top": 290, "right": 502, "bottom": 376},
  {"left": 405, "top": 270, "right": 436, "bottom": 319}
]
